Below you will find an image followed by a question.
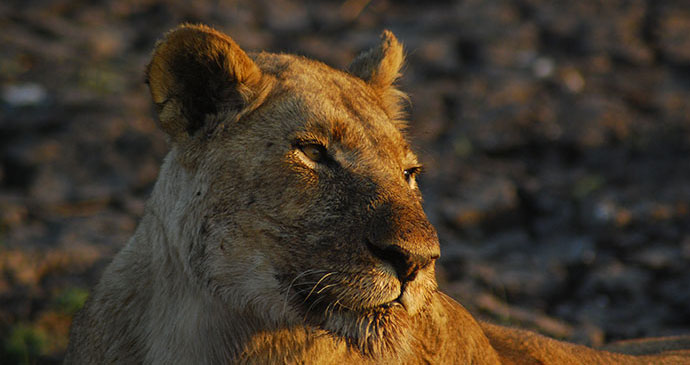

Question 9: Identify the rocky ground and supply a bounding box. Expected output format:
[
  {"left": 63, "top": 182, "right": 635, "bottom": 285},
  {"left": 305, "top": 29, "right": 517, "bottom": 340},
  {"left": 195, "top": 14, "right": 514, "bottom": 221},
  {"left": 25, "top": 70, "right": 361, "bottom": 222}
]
[{"left": 1, "top": 0, "right": 689, "bottom": 363}]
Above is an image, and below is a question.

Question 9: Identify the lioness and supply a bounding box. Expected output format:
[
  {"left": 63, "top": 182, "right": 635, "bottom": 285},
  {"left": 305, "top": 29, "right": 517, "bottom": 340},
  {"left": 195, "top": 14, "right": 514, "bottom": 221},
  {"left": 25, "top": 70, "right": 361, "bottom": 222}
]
[{"left": 65, "top": 24, "right": 690, "bottom": 364}]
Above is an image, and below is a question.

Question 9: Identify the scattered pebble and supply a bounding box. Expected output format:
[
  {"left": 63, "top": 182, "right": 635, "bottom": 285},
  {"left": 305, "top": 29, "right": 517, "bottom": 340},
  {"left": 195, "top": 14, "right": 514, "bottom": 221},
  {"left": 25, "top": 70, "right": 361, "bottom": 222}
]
[{"left": 2, "top": 83, "right": 48, "bottom": 107}]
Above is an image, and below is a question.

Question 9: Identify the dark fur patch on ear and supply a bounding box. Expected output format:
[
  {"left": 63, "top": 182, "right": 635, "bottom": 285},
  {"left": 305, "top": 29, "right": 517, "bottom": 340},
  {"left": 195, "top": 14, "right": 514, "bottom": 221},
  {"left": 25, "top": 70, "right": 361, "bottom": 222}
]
[
  {"left": 164, "top": 48, "right": 245, "bottom": 133},
  {"left": 146, "top": 24, "right": 263, "bottom": 138}
]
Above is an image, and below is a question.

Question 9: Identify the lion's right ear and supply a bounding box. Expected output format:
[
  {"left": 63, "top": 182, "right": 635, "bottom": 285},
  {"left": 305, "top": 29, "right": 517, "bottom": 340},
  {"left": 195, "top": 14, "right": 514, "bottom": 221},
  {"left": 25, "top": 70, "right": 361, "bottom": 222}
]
[{"left": 145, "top": 24, "right": 264, "bottom": 140}]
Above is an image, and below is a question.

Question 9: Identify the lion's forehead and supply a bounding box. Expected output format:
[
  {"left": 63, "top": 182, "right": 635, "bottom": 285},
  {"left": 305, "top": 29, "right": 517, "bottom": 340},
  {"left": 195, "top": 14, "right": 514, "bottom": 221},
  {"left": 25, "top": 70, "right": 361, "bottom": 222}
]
[
  {"left": 253, "top": 54, "right": 413, "bottom": 167},
  {"left": 300, "top": 100, "right": 410, "bottom": 163}
]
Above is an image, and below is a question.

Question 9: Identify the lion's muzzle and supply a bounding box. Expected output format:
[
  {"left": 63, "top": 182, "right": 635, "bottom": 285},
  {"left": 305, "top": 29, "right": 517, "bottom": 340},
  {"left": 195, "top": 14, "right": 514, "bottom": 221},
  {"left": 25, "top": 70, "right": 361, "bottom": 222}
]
[{"left": 366, "top": 199, "right": 440, "bottom": 285}]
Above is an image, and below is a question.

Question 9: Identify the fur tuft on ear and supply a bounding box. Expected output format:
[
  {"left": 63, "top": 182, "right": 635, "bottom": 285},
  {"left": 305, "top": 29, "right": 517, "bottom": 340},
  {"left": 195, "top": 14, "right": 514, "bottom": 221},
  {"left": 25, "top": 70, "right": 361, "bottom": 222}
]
[
  {"left": 349, "top": 30, "right": 404, "bottom": 89},
  {"left": 145, "top": 24, "right": 264, "bottom": 140},
  {"left": 348, "top": 30, "right": 408, "bottom": 122}
]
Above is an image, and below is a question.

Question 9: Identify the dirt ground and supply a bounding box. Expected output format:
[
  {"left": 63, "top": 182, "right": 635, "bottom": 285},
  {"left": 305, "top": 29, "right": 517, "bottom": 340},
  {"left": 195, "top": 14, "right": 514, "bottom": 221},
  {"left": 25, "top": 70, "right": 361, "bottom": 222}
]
[{"left": 1, "top": 0, "right": 689, "bottom": 363}]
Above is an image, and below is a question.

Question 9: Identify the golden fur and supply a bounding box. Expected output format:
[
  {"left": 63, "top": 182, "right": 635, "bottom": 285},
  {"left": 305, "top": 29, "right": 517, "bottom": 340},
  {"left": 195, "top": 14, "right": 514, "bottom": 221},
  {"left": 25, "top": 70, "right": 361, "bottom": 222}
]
[{"left": 65, "top": 24, "right": 690, "bottom": 364}]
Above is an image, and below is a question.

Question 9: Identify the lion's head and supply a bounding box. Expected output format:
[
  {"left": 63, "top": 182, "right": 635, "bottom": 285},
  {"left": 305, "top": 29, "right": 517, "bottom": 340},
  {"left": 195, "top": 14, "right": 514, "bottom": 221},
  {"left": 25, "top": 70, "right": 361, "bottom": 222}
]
[{"left": 145, "top": 24, "right": 440, "bottom": 357}]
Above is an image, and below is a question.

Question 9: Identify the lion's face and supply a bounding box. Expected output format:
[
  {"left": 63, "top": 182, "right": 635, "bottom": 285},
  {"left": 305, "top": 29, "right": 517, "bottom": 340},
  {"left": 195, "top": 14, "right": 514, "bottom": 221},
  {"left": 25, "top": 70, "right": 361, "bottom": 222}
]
[{"left": 146, "top": 25, "right": 439, "bottom": 356}]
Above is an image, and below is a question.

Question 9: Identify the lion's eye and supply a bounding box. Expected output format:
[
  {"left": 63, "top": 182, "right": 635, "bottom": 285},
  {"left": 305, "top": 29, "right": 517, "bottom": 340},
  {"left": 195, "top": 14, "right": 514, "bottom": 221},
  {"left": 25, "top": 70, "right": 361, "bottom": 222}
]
[
  {"left": 403, "top": 166, "right": 421, "bottom": 184},
  {"left": 300, "top": 144, "right": 326, "bottom": 163}
]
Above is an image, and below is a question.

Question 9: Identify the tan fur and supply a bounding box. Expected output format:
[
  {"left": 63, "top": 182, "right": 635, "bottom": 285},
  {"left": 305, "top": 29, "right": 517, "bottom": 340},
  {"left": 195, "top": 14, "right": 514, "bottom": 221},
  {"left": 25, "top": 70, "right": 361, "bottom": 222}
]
[{"left": 65, "top": 24, "right": 690, "bottom": 364}]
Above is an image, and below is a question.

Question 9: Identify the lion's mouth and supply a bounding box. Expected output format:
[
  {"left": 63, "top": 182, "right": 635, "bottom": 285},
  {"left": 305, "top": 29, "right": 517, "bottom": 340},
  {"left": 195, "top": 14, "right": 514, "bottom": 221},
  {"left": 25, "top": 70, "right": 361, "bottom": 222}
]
[
  {"left": 283, "top": 270, "right": 404, "bottom": 319},
  {"left": 293, "top": 285, "right": 402, "bottom": 315},
  {"left": 379, "top": 298, "right": 403, "bottom": 309},
  {"left": 279, "top": 269, "right": 433, "bottom": 356}
]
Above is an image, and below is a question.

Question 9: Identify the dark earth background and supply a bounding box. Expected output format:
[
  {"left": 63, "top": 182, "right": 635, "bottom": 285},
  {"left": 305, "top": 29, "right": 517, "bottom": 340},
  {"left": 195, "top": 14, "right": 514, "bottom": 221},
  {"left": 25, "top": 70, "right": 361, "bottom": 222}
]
[{"left": 1, "top": 0, "right": 690, "bottom": 363}]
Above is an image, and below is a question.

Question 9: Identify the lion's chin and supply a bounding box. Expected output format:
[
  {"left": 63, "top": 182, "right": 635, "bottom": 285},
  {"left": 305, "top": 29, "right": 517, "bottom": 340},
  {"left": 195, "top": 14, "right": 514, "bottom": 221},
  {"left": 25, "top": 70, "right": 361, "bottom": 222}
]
[
  {"left": 284, "top": 270, "right": 436, "bottom": 357},
  {"left": 317, "top": 302, "right": 414, "bottom": 357}
]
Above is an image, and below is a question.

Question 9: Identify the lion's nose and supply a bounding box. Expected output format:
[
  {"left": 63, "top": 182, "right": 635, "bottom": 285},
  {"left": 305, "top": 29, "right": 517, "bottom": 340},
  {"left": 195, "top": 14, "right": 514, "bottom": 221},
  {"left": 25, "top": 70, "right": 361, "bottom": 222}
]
[{"left": 367, "top": 241, "right": 439, "bottom": 283}]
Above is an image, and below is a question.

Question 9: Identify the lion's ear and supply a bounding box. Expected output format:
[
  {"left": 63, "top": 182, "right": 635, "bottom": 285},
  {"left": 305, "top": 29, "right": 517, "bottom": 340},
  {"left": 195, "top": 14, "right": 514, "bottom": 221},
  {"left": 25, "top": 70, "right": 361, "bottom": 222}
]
[
  {"left": 348, "top": 30, "right": 407, "bottom": 120},
  {"left": 145, "top": 24, "right": 264, "bottom": 140}
]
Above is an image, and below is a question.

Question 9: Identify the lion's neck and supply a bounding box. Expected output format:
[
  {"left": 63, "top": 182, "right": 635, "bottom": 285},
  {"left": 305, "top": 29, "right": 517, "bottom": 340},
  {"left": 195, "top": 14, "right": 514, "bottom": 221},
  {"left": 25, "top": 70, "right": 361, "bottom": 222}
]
[
  {"left": 113, "top": 211, "right": 262, "bottom": 363},
  {"left": 98, "top": 153, "right": 266, "bottom": 362}
]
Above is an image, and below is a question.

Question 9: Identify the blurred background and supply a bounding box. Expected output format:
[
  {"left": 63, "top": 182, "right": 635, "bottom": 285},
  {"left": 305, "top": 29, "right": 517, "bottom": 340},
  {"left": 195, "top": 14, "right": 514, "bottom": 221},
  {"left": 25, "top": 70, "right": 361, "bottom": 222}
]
[{"left": 1, "top": 0, "right": 690, "bottom": 363}]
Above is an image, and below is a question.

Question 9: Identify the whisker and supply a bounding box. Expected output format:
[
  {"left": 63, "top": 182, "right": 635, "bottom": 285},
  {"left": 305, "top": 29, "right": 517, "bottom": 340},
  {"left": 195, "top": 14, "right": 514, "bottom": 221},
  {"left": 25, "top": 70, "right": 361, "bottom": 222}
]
[
  {"left": 303, "top": 272, "right": 335, "bottom": 303},
  {"left": 332, "top": 292, "right": 356, "bottom": 311},
  {"left": 324, "top": 301, "right": 336, "bottom": 320},
  {"left": 327, "top": 299, "right": 344, "bottom": 319},
  {"left": 316, "top": 283, "right": 337, "bottom": 294},
  {"left": 282, "top": 269, "right": 325, "bottom": 318}
]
